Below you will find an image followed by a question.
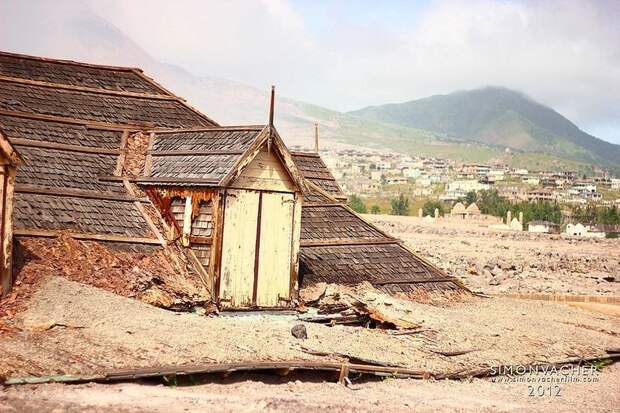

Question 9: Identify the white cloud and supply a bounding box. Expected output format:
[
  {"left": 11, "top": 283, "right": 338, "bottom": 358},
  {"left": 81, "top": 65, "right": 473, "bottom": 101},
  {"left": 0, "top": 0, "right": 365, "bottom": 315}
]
[{"left": 2, "top": 0, "right": 619, "bottom": 142}]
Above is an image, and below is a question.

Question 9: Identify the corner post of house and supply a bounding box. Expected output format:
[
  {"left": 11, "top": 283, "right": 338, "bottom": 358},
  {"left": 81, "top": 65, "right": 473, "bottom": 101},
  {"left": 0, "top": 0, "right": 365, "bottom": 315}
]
[
  {"left": 289, "top": 190, "right": 302, "bottom": 302},
  {"left": 182, "top": 194, "right": 193, "bottom": 247},
  {"left": 211, "top": 190, "right": 227, "bottom": 301},
  {"left": 1, "top": 165, "right": 16, "bottom": 297}
]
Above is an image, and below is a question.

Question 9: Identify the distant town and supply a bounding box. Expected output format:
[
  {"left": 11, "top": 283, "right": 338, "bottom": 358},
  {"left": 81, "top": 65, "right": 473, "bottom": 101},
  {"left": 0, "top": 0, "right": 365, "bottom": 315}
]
[{"left": 291, "top": 144, "right": 620, "bottom": 237}]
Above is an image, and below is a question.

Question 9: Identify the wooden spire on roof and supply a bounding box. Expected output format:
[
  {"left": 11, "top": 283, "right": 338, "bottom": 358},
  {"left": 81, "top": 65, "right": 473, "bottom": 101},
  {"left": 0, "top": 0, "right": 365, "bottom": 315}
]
[
  {"left": 314, "top": 123, "right": 320, "bottom": 153},
  {"left": 268, "top": 86, "right": 275, "bottom": 153}
]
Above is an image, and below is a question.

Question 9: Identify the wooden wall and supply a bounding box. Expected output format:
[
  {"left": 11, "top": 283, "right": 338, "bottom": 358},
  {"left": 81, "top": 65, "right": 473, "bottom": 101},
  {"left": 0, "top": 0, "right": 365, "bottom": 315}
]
[{"left": 230, "top": 148, "right": 295, "bottom": 192}]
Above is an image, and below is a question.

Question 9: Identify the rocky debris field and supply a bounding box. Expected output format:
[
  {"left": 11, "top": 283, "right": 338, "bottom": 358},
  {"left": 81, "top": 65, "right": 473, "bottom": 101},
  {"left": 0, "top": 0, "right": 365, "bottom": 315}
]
[
  {"left": 366, "top": 215, "right": 620, "bottom": 296},
  {"left": 0, "top": 277, "right": 617, "bottom": 381},
  {"left": 0, "top": 278, "right": 619, "bottom": 412}
]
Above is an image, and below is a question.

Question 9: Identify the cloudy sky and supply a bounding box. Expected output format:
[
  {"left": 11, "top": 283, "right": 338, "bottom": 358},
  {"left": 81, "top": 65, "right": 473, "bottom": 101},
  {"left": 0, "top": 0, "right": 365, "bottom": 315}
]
[{"left": 2, "top": 0, "right": 619, "bottom": 144}]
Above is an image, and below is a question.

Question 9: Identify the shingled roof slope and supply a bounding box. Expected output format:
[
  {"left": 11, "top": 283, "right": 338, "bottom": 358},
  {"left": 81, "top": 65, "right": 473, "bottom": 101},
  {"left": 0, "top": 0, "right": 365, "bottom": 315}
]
[
  {"left": 291, "top": 152, "right": 346, "bottom": 200},
  {"left": 0, "top": 80, "right": 212, "bottom": 128},
  {"left": 0, "top": 114, "right": 123, "bottom": 148},
  {"left": 0, "top": 51, "right": 169, "bottom": 95},
  {"left": 145, "top": 127, "right": 265, "bottom": 185},
  {"left": 141, "top": 126, "right": 306, "bottom": 190},
  {"left": 295, "top": 166, "right": 464, "bottom": 295},
  {"left": 17, "top": 146, "right": 125, "bottom": 193},
  {"left": 0, "top": 51, "right": 219, "bottom": 244}
]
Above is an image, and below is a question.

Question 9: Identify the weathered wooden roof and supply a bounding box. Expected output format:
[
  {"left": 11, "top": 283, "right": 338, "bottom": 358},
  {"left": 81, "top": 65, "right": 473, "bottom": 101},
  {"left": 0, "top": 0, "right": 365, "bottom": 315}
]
[
  {"left": 0, "top": 51, "right": 216, "bottom": 244},
  {"left": 297, "top": 178, "right": 464, "bottom": 294},
  {"left": 17, "top": 146, "right": 124, "bottom": 193},
  {"left": 291, "top": 152, "right": 346, "bottom": 201},
  {"left": 15, "top": 193, "right": 152, "bottom": 237},
  {"left": 0, "top": 80, "right": 212, "bottom": 128},
  {"left": 0, "top": 51, "right": 169, "bottom": 95},
  {"left": 0, "top": 51, "right": 464, "bottom": 295},
  {"left": 145, "top": 127, "right": 265, "bottom": 186},
  {"left": 301, "top": 205, "right": 387, "bottom": 242},
  {"left": 7, "top": 118, "right": 157, "bottom": 242},
  {"left": 300, "top": 244, "right": 461, "bottom": 294},
  {"left": 0, "top": 114, "right": 123, "bottom": 148},
  {"left": 142, "top": 126, "right": 306, "bottom": 191}
]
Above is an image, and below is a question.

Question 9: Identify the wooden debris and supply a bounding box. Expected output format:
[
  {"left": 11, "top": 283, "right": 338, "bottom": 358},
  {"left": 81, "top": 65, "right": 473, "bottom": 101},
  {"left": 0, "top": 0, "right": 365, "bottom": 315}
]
[
  {"left": 3, "top": 233, "right": 212, "bottom": 317},
  {"left": 301, "top": 283, "right": 424, "bottom": 330},
  {"left": 387, "top": 328, "right": 428, "bottom": 336},
  {"left": 428, "top": 348, "right": 480, "bottom": 357}
]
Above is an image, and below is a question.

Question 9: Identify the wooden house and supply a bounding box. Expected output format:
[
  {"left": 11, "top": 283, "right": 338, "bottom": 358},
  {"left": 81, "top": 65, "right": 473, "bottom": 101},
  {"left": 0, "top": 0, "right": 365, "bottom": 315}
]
[
  {"left": 0, "top": 50, "right": 465, "bottom": 306},
  {"left": 0, "top": 129, "right": 21, "bottom": 296},
  {"left": 137, "top": 124, "right": 306, "bottom": 308}
]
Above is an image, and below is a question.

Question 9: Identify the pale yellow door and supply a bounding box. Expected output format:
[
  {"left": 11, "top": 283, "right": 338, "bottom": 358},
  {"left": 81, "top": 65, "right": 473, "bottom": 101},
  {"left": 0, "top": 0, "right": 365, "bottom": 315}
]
[
  {"left": 255, "top": 192, "right": 295, "bottom": 307},
  {"left": 219, "top": 189, "right": 259, "bottom": 307}
]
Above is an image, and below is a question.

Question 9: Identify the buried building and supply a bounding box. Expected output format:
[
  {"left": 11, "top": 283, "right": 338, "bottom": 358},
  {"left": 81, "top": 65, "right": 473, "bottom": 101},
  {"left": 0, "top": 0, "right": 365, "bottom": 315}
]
[
  {"left": 0, "top": 51, "right": 465, "bottom": 310},
  {"left": 136, "top": 122, "right": 306, "bottom": 308}
]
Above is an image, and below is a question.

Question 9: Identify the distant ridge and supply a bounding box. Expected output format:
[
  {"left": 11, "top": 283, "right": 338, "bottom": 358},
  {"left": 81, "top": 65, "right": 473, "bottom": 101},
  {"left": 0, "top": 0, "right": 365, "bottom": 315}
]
[{"left": 349, "top": 87, "right": 620, "bottom": 166}]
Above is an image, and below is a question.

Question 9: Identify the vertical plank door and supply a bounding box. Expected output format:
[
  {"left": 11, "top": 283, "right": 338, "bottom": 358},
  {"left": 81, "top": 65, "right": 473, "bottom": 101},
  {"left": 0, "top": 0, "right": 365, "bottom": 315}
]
[
  {"left": 219, "top": 189, "right": 260, "bottom": 307},
  {"left": 255, "top": 192, "right": 295, "bottom": 307}
]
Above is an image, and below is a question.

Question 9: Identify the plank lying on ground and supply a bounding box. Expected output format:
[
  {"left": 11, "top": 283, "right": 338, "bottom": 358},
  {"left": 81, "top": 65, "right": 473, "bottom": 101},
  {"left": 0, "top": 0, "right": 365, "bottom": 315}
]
[
  {"left": 4, "top": 353, "right": 619, "bottom": 386},
  {"left": 388, "top": 328, "right": 428, "bottom": 336},
  {"left": 3, "top": 360, "right": 432, "bottom": 385},
  {"left": 428, "top": 348, "right": 480, "bottom": 357},
  {"left": 298, "top": 313, "right": 370, "bottom": 326}
]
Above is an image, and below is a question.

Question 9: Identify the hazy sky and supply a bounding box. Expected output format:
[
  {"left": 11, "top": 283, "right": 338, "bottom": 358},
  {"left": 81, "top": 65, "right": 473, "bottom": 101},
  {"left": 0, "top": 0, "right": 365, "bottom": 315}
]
[{"left": 2, "top": 0, "right": 619, "bottom": 145}]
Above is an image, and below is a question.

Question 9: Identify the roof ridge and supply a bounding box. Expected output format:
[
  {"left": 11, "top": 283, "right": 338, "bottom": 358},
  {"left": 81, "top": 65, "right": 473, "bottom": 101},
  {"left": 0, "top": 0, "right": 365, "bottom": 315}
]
[
  {"left": 0, "top": 50, "right": 143, "bottom": 73},
  {"left": 0, "top": 52, "right": 220, "bottom": 127},
  {"left": 152, "top": 125, "right": 267, "bottom": 134}
]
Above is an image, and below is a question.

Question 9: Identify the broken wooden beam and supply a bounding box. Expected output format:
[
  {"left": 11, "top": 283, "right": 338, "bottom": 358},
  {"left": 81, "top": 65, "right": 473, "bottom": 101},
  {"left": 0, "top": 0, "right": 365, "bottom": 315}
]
[
  {"left": 5, "top": 353, "right": 619, "bottom": 386},
  {"left": 13, "top": 228, "right": 163, "bottom": 245}
]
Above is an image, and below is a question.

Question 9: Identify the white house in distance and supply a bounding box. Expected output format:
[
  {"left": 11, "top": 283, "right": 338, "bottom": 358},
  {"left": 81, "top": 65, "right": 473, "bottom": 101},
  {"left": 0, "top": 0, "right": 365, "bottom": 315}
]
[
  {"left": 528, "top": 220, "right": 559, "bottom": 233},
  {"left": 565, "top": 223, "right": 605, "bottom": 238},
  {"left": 447, "top": 180, "right": 490, "bottom": 193}
]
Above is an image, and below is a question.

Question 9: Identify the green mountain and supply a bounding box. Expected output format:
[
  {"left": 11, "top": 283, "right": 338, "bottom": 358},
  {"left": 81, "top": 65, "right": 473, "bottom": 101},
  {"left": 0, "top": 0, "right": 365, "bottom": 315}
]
[{"left": 349, "top": 87, "right": 620, "bottom": 167}]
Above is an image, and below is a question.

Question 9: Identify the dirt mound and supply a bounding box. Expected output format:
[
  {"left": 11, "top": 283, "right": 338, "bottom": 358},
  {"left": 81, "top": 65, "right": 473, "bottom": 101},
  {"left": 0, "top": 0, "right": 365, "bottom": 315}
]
[{"left": 0, "top": 233, "right": 211, "bottom": 332}]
